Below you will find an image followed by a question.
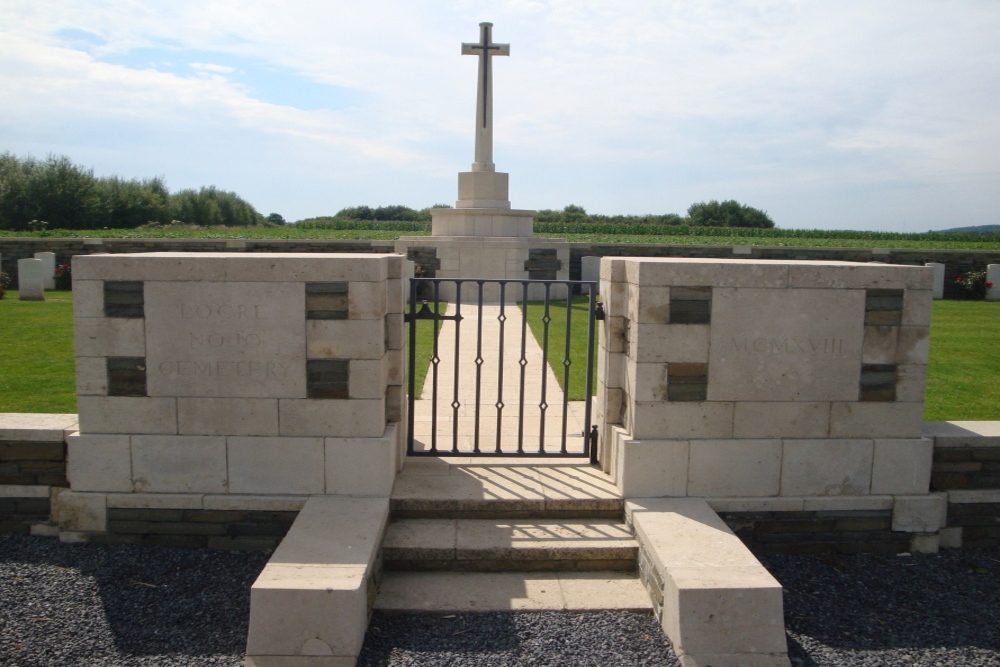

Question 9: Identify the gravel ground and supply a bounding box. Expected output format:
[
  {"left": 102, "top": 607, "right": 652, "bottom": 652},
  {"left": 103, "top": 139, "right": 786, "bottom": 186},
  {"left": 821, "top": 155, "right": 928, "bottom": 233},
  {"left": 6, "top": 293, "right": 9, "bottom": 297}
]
[{"left": 2, "top": 533, "right": 999, "bottom": 666}]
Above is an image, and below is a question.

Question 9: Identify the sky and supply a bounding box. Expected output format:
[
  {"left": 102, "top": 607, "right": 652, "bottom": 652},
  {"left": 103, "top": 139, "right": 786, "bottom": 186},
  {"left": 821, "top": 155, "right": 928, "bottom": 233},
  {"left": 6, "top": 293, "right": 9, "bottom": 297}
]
[{"left": 1, "top": 1, "right": 998, "bottom": 232}]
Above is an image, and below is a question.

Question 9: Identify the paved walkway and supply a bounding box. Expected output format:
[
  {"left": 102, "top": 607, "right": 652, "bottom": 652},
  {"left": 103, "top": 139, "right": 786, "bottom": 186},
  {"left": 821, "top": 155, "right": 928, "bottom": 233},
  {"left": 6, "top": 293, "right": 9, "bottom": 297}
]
[{"left": 411, "top": 303, "right": 588, "bottom": 455}]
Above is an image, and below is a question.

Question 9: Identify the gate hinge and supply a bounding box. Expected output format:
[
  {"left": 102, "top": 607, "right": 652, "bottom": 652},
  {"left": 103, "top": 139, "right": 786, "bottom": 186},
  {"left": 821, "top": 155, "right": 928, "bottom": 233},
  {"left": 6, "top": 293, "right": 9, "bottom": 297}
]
[
  {"left": 404, "top": 300, "right": 463, "bottom": 323},
  {"left": 594, "top": 301, "right": 606, "bottom": 321}
]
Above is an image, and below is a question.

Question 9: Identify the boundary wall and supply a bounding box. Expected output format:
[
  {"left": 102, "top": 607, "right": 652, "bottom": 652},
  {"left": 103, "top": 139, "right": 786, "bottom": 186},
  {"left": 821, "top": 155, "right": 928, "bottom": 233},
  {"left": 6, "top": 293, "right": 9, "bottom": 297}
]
[{"left": 3, "top": 237, "right": 998, "bottom": 300}]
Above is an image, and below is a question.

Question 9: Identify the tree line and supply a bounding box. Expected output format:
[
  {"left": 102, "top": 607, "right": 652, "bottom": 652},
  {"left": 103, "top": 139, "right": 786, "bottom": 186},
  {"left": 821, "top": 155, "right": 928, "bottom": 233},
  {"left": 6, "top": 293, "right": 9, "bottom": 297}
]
[{"left": 0, "top": 152, "right": 273, "bottom": 230}]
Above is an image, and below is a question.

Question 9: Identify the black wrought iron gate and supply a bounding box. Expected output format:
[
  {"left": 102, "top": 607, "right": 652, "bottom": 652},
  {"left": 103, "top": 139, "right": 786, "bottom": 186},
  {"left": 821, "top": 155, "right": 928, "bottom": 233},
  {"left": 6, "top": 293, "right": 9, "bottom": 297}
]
[{"left": 405, "top": 278, "right": 602, "bottom": 462}]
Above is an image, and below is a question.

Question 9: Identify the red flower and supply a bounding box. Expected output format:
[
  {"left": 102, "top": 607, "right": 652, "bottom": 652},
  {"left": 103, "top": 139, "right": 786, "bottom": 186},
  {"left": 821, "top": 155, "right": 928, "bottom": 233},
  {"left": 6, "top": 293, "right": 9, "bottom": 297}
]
[
  {"left": 955, "top": 276, "right": 964, "bottom": 282},
  {"left": 986, "top": 282, "right": 995, "bottom": 289}
]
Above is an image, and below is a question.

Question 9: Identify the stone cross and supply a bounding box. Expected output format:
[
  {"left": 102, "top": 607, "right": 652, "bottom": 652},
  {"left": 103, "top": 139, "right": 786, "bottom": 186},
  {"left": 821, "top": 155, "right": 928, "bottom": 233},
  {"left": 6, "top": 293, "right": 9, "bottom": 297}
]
[{"left": 462, "top": 22, "right": 509, "bottom": 173}]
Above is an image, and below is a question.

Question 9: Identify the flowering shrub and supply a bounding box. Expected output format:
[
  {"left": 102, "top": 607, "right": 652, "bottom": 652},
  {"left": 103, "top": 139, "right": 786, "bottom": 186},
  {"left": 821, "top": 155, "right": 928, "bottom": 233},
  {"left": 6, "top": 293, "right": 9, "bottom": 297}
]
[
  {"left": 54, "top": 262, "right": 72, "bottom": 290},
  {"left": 954, "top": 270, "right": 993, "bottom": 300},
  {"left": 0, "top": 270, "right": 9, "bottom": 299}
]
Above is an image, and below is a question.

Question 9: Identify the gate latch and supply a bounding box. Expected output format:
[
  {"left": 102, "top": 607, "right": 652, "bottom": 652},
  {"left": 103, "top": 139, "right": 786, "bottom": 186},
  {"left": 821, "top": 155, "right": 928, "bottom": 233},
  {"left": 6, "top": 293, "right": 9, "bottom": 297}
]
[{"left": 404, "top": 300, "right": 464, "bottom": 323}]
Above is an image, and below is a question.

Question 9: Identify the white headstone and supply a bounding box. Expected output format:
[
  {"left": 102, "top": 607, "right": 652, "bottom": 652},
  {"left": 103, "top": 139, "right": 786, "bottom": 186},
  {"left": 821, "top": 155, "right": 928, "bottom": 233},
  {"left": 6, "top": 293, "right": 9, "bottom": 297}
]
[
  {"left": 17, "top": 258, "right": 45, "bottom": 301},
  {"left": 581, "top": 256, "right": 600, "bottom": 283},
  {"left": 925, "top": 262, "right": 945, "bottom": 299},
  {"left": 987, "top": 264, "right": 999, "bottom": 302},
  {"left": 34, "top": 252, "right": 56, "bottom": 290}
]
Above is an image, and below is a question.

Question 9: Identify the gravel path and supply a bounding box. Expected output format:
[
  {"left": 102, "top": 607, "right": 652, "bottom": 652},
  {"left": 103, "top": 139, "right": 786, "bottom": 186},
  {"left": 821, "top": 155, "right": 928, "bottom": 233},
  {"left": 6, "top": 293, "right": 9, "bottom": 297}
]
[{"left": 2, "top": 533, "right": 999, "bottom": 666}]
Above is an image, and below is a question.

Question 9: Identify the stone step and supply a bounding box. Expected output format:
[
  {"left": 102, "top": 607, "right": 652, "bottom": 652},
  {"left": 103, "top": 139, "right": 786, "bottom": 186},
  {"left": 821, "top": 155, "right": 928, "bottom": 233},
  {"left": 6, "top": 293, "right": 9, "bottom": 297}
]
[
  {"left": 376, "top": 571, "right": 652, "bottom": 612},
  {"left": 382, "top": 517, "right": 638, "bottom": 572},
  {"left": 389, "top": 457, "right": 624, "bottom": 519}
]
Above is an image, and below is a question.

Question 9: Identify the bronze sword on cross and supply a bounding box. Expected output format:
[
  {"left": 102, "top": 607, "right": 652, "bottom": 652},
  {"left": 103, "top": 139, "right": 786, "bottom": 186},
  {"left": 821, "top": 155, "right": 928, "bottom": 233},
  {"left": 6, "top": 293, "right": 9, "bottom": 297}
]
[{"left": 462, "top": 22, "right": 509, "bottom": 173}]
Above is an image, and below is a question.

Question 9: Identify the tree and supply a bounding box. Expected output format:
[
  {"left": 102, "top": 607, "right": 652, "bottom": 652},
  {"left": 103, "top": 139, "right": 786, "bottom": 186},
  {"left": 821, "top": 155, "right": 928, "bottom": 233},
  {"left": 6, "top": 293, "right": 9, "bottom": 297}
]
[
  {"left": 687, "top": 200, "right": 775, "bottom": 228},
  {"left": 266, "top": 213, "right": 286, "bottom": 225},
  {"left": 169, "top": 186, "right": 264, "bottom": 227}
]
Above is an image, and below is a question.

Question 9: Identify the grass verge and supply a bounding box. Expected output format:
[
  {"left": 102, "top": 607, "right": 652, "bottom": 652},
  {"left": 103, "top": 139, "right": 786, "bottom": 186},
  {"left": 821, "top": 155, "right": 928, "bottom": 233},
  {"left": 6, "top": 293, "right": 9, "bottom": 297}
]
[
  {"left": 520, "top": 295, "right": 599, "bottom": 401},
  {"left": 0, "top": 291, "right": 76, "bottom": 413},
  {"left": 924, "top": 301, "right": 1000, "bottom": 421}
]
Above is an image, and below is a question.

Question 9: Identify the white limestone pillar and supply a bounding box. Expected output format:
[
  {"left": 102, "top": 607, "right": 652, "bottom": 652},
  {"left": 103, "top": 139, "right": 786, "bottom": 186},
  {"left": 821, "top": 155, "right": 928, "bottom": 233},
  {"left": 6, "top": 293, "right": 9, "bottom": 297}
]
[
  {"left": 925, "top": 262, "right": 945, "bottom": 299},
  {"left": 581, "top": 256, "right": 600, "bottom": 283},
  {"left": 987, "top": 264, "right": 999, "bottom": 302},
  {"left": 34, "top": 251, "right": 56, "bottom": 290},
  {"left": 17, "top": 258, "right": 45, "bottom": 301}
]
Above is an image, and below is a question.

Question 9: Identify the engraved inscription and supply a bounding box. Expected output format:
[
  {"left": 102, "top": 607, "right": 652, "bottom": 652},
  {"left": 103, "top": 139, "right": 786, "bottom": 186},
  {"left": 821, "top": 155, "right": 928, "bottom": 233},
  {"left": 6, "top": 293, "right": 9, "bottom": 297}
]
[
  {"left": 145, "top": 282, "right": 305, "bottom": 398},
  {"left": 731, "top": 337, "right": 845, "bottom": 355}
]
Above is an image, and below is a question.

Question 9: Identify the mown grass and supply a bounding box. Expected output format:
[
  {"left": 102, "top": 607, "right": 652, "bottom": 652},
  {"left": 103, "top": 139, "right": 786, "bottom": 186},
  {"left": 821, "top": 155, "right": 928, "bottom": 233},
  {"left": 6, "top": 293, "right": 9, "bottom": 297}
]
[
  {"left": 0, "top": 291, "right": 77, "bottom": 413},
  {"left": 0, "top": 292, "right": 996, "bottom": 421},
  {"left": 520, "top": 295, "right": 599, "bottom": 402},
  {"left": 925, "top": 301, "right": 1000, "bottom": 421}
]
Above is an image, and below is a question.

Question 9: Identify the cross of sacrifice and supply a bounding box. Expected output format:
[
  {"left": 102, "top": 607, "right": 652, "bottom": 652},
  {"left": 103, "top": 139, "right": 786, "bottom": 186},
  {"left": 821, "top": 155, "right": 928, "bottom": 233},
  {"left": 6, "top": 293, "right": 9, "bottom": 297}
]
[{"left": 462, "top": 22, "right": 509, "bottom": 172}]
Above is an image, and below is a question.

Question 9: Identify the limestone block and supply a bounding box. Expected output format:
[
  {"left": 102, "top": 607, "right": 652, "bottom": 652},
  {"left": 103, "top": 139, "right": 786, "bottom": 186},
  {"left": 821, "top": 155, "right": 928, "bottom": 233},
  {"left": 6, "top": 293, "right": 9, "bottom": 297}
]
[
  {"left": 870, "top": 437, "right": 933, "bottom": 495},
  {"left": 386, "top": 278, "right": 404, "bottom": 314},
  {"left": 895, "top": 326, "right": 930, "bottom": 365},
  {"left": 66, "top": 433, "right": 132, "bottom": 492},
  {"left": 988, "top": 265, "right": 1000, "bottom": 301},
  {"left": 615, "top": 437, "right": 689, "bottom": 497},
  {"left": 385, "top": 350, "right": 403, "bottom": 386},
  {"left": 629, "top": 324, "right": 710, "bottom": 364},
  {"left": 862, "top": 326, "right": 899, "bottom": 364},
  {"left": 892, "top": 493, "right": 946, "bottom": 532},
  {"left": 17, "top": 258, "right": 45, "bottom": 300},
  {"left": 581, "top": 256, "right": 600, "bottom": 283},
  {"left": 925, "top": 263, "right": 945, "bottom": 299},
  {"left": 733, "top": 402, "right": 830, "bottom": 439},
  {"left": 626, "top": 362, "right": 668, "bottom": 402},
  {"left": 663, "top": 566, "right": 788, "bottom": 656},
  {"left": 72, "top": 280, "right": 104, "bottom": 318},
  {"left": 708, "top": 288, "right": 865, "bottom": 402},
  {"left": 627, "top": 286, "right": 671, "bottom": 325},
  {"left": 222, "top": 254, "right": 389, "bottom": 284},
  {"left": 307, "top": 320, "right": 385, "bottom": 360},
  {"left": 204, "top": 495, "right": 308, "bottom": 511},
  {"left": 77, "top": 396, "right": 177, "bottom": 435},
  {"left": 829, "top": 403, "right": 924, "bottom": 438},
  {"left": 627, "top": 258, "right": 789, "bottom": 288},
  {"left": 246, "top": 497, "right": 388, "bottom": 661},
  {"left": 145, "top": 281, "right": 306, "bottom": 399},
  {"left": 347, "top": 357, "right": 387, "bottom": 399},
  {"left": 706, "top": 497, "right": 806, "bottom": 512},
  {"left": 348, "top": 280, "right": 387, "bottom": 320},
  {"left": 0, "top": 413, "right": 79, "bottom": 440},
  {"left": 801, "top": 495, "right": 892, "bottom": 511},
  {"left": 245, "top": 656, "right": 354, "bottom": 667},
  {"left": 131, "top": 435, "right": 228, "bottom": 493},
  {"left": 279, "top": 399, "right": 385, "bottom": 437},
  {"left": 385, "top": 313, "right": 404, "bottom": 352},
  {"left": 53, "top": 490, "right": 106, "bottom": 531},
  {"left": 923, "top": 421, "right": 1000, "bottom": 448},
  {"left": 604, "top": 317, "right": 626, "bottom": 354},
  {"left": 228, "top": 437, "right": 325, "bottom": 495},
  {"left": 75, "top": 357, "right": 109, "bottom": 395},
  {"left": 107, "top": 493, "right": 203, "bottom": 509},
  {"left": 788, "top": 262, "right": 932, "bottom": 290},
  {"left": 687, "top": 440, "right": 781, "bottom": 497},
  {"left": 910, "top": 533, "right": 940, "bottom": 554},
  {"left": 177, "top": 398, "right": 279, "bottom": 436},
  {"left": 598, "top": 343, "right": 624, "bottom": 389},
  {"left": 74, "top": 253, "right": 225, "bottom": 281},
  {"left": 600, "top": 257, "right": 627, "bottom": 283},
  {"left": 678, "top": 653, "right": 789, "bottom": 667},
  {"left": 34, "top": 251, "right": 56, "bottom": 289},
  {"left": 325, "top": 424, "right": 398, "bottom": 496},
  {"left": 629, "top": 402, "right": 734, "bottom": 440},
  {"left": 895, "top": 364, "right": 928, "bottom": 402},
  {"left": 604, "top": 279, "right": 628, "bottom": 318},
  {"left": 0, "top": 485, "right": 50, "bottom": 498},
  {"left": 780, "top": 439, "right": 874, "bottom": 496},
  {"left": 902, "top": 289, "right": 933, "bottom": 325},
  {"left": 385, "top": 386, "right": 403, "bottom": 423},
  {"left": 74, "top": 317, "right": 145, "bottom": 357}
]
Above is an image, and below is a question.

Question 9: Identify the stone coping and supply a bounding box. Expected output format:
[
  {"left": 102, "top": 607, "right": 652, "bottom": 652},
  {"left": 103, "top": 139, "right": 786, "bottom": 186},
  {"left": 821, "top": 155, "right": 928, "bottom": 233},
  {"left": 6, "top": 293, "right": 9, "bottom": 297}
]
[
  {"left": 0, "top": 414, "right": 79, "bottom": 441},
  {"left": 924, "top": 421, "right": 1000, "bottom": 447}
]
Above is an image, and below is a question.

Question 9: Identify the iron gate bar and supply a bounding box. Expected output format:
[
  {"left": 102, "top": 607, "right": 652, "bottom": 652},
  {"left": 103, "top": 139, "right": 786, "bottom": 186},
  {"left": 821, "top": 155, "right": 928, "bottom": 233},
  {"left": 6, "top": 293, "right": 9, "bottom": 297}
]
[{"left": 405, "top": 278, "right": 600, "bottom": 460}]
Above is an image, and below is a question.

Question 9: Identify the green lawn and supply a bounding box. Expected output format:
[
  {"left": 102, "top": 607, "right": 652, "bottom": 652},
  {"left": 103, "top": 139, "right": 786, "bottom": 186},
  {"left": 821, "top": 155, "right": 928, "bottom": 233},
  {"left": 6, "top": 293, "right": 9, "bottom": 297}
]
[
  {"left": 0, "top": 291, "right": 996, "bottom": 421},
  {"left": 0, "top": 290, "right": 77, "bottom": 413},
  {"left": 925, "top": 301, "right": 1000, "bottom": 421},
  {"left": 520, "top": 295, "right": 599, "bottom": 401}
]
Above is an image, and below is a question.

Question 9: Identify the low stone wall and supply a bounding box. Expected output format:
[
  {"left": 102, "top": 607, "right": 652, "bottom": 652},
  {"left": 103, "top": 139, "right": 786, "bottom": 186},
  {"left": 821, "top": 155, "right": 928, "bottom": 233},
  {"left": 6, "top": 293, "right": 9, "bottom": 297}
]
[
  {"left": 925, "top": 421, "right": 1000, "bottom": 548},
  {"left": 718, "top": 509, "right": 910, "bottom": 555},
  {"left": 91, "top": 507, "right": 298, "bottom": 551},
  {"left": 3, "top": 237, "right": 998, "bottom": 300},
  {"left": 0, "top": 440, "right": 67, "bottom": 486}
]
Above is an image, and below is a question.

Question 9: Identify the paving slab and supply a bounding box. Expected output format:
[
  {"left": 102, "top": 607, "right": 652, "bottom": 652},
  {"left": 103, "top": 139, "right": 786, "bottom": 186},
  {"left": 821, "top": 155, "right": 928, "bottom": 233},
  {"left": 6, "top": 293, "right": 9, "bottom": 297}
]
[{"left": 376, "top": 571, "right": 651, "bottom": 612}]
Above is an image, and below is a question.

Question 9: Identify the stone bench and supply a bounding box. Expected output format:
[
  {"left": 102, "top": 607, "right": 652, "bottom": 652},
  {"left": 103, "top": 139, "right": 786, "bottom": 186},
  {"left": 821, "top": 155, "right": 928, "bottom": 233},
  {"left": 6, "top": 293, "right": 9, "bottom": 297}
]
[
  {"left": 245, "top": 496, "right": 389, "bottom": 667},
  {"left": 627, "top": 498, "right": 789, "bottom": 667}
]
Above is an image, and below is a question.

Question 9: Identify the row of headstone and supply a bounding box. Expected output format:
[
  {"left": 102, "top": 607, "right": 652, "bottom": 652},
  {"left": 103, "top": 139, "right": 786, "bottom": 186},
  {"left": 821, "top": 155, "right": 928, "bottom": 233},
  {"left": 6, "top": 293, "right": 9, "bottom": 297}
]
[{"left": 12, "top": 252, "right": 56, "bottom": 301}]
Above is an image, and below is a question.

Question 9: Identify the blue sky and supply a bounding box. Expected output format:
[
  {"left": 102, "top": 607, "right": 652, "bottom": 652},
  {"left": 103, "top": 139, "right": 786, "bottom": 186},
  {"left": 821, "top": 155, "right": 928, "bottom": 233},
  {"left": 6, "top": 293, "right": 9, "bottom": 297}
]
[{"left": 1, "top": 1, "right": 998, "bottom": 232}]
